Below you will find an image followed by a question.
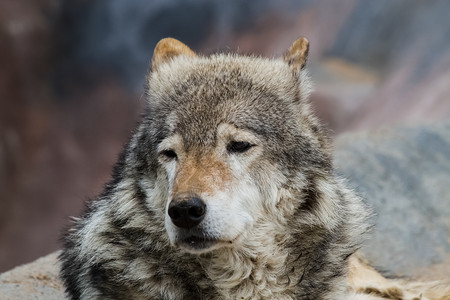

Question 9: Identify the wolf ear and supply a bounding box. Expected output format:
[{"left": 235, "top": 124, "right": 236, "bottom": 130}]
[
  {"left": 283, "top": 37, "right": 309, "bottom": 71},
  {"left": 152, "top": 38, "right": 197, "bottom": 70}
]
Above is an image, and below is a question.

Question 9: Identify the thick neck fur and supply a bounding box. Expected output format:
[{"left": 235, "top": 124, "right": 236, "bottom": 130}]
[
  {"left": 199, "top": 218, "right": 295, "bottom": 299},
  {"left": 177, "top": 176, "right": 368, "bottom": 300}
]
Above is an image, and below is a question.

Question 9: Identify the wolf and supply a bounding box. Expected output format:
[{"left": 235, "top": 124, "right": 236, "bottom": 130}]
[{"left": 60, "top": 37, "right": 450, "bottom": 299}]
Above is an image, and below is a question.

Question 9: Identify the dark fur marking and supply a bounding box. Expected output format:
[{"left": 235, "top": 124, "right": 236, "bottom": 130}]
[
  {"left": 358, "top": 286, "right": 404, "bottom": 300},
  {"left": 59, "top": 250, "right": 83, "bottom": 299},
  {"left": 299, "top": 178, "right": 320, "bottom": 211},
  {"left": 111, "top": 216, "right": 128, "bottom": 229},
  {"left": 90, "top": 263, "right": 131, "bottom": 299},
  {"left": 132, "top": 180, "right": 149, "bottom": 207}
]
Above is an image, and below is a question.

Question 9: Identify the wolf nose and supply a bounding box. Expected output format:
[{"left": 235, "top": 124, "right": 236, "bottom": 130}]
[{"left": 168, "top": 197, "right": 206, "bottom": 229}]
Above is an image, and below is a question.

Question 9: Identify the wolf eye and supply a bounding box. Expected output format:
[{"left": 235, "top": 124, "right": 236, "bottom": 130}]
[
  {"left": 227, "top": 141, "right": 254, "bottom": 154},
  {"left": 160, "top": 149, "right": 177, "bottom": 160}
]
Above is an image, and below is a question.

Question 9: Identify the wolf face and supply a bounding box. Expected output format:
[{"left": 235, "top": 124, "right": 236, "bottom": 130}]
[
  {"left": 144, "top": 38, "right": 330, "bottom": 254},
  {"left": 62, "top": 37, "right": 370, "bottom": 300},
  {"left": 61, "top": 37, "right": 450, "bottom": 300},
  {"left": 159, "top": 125, "right": 265, "bottom": 253}
]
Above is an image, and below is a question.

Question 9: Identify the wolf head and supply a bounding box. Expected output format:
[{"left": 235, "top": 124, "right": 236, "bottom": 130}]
[{"left": 139, "top": 37, "right": 331, "bottom": 254}]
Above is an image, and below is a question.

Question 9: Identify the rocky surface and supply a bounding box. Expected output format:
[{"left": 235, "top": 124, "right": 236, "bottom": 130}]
[
  {"left": 0, "top": 252, "right": 65, "bottom": 299},
  {"left": 335, "top": 122, "right": 450, "bottom": 281},
  {"left": 1, "top": 123, "right": 449, "bottom": 298}
]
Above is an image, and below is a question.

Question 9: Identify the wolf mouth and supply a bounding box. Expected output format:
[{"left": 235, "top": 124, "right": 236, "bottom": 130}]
[{"left": 178, "top": 235, "right": 219, "bottom": 251}]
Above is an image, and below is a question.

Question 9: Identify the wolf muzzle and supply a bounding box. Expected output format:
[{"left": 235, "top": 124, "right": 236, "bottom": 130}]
[{"left": 168, "top": 195, "right": 206, "bottom": 229}]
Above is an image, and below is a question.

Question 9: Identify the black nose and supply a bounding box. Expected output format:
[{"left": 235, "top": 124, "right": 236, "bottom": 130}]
[{"left": 168, "top": 197, "right": 206, "bottom": 229}]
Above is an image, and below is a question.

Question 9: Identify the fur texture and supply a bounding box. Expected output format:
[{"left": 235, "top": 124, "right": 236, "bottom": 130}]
[{"left": 60, "top": 38, "right": 449, "bottom": 299}]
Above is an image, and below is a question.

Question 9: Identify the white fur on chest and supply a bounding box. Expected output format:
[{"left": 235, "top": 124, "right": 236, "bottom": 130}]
[{"left": 199, "top": 224, "right": 298, "bottom": 299}]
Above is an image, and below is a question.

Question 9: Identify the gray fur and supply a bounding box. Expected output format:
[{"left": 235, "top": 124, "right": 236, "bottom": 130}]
[{"left": 60, "top": 40, "right": 371, "bottom": 299}]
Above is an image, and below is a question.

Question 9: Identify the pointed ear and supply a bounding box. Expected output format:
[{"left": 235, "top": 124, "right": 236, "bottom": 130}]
[
  {"left": 283, "top": 37, "right": 309, "bottom": 71},
  {"left": 151, "top": 38, "right": 196, "bottom": 70}
]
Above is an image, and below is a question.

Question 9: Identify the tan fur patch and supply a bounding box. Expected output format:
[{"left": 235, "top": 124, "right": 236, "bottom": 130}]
[
  {"left": 349, "top": 254, "right": 450, "bottom": 300},
  {"left": 152, "top": 37, "right": 196, "bottom": 70},
  {"left": 172, "top": 151, "right": 232, "bottom": 198},
  {"left": 283, "top": 37, "right": 309, "bottom": 70},
  {"left": 349, "top": 254, "right": 390, "bottom": 290}
]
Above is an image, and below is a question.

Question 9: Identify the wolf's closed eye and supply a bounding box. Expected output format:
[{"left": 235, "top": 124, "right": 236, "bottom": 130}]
[
  {"left": 160, "top": 149, "right": 178, "bottom": 160},
  {"left": 227, "top": 141, "right": 255, "bottom": 154}
]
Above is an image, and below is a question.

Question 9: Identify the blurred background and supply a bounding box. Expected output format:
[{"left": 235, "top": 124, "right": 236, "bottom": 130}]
[{"left": 1, "top": 0, "right": 450, "bottom": 273}]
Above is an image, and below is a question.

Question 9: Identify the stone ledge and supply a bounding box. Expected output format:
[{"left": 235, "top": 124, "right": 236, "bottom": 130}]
[{"left": 0, "top": 252, "right": 66, "bottom": 299}]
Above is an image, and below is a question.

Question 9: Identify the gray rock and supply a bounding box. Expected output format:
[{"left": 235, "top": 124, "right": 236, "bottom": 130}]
[
  {"left": 335, "top": 122, "right": 450, "bottom": 280},
  {"left": 0, "top": 252, "right": 66, "bottom": 299}
]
